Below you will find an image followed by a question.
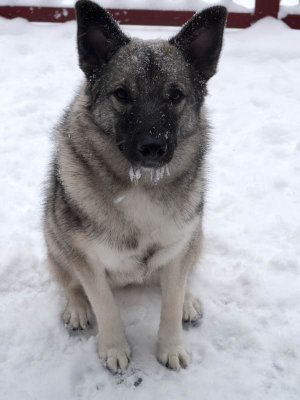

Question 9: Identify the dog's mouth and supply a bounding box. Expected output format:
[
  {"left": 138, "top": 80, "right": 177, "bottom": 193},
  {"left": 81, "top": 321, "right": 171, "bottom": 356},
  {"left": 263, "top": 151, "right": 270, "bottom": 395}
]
[{"left": 137, "top": 159, "right": 167, "bottom": 169}]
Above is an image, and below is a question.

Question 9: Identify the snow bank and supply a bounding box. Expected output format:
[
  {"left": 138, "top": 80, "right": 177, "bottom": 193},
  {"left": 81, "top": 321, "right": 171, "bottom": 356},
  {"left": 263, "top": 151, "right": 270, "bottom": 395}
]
[{"left": 0, "top": 14, "right": 300, "bottom": 400}]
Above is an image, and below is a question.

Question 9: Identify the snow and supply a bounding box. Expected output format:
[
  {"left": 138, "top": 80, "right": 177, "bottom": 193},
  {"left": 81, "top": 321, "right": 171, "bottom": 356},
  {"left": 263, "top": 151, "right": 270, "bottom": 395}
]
[
  {"left": 279, "top": 3, "right": 300, "bottom": 19},
  {"left": 1, "top": 14, "right": 300, "bottom": 400}
]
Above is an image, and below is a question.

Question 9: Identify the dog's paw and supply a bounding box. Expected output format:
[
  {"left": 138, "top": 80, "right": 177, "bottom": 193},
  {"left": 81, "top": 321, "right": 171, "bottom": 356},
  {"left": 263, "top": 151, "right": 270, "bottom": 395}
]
[
  {"left": 157, "top": 341, "right": 191, "bottom": 371},
  {"left": 182, "top": 293, "right": 202, "bottom": 324},
  {"left": 99, "top": 341, "right": 131, "bottom": 373},
  {"left": 63, "top": 297, "right": 93, "bottom": 330}
]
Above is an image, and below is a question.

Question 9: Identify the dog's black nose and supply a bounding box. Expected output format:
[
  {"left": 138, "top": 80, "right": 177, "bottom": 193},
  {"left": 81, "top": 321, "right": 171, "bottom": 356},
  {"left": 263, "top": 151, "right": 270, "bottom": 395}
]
[{"left": 137, "top": 137, "right": 167, "bottom": 164}]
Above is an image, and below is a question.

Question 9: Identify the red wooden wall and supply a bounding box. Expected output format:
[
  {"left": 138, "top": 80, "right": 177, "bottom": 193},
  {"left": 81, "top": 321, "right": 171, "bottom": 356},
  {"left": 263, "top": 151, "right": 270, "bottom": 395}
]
[{"left": 0, "top": 0, "right": 299, "bottom": 29}]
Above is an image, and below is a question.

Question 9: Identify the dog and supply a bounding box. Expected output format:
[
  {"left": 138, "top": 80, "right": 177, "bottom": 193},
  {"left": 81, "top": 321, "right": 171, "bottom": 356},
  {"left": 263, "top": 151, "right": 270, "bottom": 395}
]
[{"left": 43, "top": 0, "right": 227, "bottom": 372}]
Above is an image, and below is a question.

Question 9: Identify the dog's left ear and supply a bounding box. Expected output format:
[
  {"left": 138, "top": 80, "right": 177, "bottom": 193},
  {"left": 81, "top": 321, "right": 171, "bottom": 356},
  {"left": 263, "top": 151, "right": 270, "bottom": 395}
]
[
  {"left": 75, "top": 0, "right": 130, "bottom": 80},
  {"left": 169, "top": 6, "right": 227, "bottom": 81}
]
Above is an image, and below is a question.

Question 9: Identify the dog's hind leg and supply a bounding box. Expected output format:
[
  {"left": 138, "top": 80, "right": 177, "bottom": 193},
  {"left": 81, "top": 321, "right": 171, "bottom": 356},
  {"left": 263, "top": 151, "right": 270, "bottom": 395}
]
[
  {"left": 62, "top": 285, "right": 93, "bottom": 330},
  {"left": 48, "top": 254, "right": 93, "bottom": 330},
  {"left": 182, "top": 291, "right": 202, "bottom": 324}
]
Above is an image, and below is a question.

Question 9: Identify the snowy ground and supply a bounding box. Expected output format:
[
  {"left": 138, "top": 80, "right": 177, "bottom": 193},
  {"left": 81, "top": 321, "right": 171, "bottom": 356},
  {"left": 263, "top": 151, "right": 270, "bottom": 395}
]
[{"left": 1, "top": 15, "right": 300, "bottom": 400}]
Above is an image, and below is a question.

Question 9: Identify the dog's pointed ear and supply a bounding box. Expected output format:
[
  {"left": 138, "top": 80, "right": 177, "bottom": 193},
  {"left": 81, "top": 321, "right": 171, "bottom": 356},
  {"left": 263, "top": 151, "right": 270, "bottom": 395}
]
[
  {"left": 169, "top": 6, "right": 227, "bottom": 81},
  {"left": 75, "top": 0, "right": 130, "bottom": 80}
]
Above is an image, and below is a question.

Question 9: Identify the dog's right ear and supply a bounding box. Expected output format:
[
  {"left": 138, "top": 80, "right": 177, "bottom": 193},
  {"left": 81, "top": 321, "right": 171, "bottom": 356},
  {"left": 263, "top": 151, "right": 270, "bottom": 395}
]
[
  {"left": 169, "top": 6, "right": 227, "bottom": 81},
  {"left": 75, "top": 0, "right": 130, "bottom": 80}
]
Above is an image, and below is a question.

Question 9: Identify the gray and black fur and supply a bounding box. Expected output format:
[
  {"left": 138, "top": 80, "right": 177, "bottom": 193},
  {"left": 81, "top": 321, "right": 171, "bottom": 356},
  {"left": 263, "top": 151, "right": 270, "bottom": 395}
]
[{"left": 43, "top": 0, "right": 227, "bottom": 372}]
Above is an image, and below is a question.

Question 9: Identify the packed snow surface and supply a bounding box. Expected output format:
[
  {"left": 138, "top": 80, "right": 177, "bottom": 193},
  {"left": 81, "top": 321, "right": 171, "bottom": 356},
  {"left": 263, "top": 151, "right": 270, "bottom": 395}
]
[{"left": 1, "top": 16, "right": 300, "bottom": 400}]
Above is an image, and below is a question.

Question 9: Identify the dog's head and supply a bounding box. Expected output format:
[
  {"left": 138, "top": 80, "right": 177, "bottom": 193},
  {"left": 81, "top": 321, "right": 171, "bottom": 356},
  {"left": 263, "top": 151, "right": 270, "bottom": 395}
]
[{"left": 75, "top": 0, "right": 227, "bottom": 169}]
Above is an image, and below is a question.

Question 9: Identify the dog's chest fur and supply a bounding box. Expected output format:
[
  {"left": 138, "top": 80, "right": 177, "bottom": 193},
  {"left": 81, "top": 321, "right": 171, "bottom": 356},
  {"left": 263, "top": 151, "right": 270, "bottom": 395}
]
[{"left": 85, "top": 186, "right": 199, "bottom": 286}]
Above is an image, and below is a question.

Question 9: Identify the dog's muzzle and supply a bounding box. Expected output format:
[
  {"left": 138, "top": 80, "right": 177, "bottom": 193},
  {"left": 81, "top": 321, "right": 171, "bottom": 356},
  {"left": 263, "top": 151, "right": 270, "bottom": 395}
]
[{"left": 136, "top": 136, "right": 168, "bottom": 167}]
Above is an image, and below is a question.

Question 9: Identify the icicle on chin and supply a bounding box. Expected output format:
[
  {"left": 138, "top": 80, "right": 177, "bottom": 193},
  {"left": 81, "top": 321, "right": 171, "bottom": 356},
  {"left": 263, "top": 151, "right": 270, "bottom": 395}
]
[
  {"left": 129, "top": 166, "right": 142, "bottom": 184},
  {"left": 129, "top": 165, "right": 171, "bottom": 185}
]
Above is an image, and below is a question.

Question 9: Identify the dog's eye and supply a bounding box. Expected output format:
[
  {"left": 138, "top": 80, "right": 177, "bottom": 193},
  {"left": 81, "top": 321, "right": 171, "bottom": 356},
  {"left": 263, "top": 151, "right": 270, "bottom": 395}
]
[
  {"left": 168, "top": 89, "right": 184, "bottom": 104},
  {"left": 114, "top": 88, "right": 131, "bottom": 103}
]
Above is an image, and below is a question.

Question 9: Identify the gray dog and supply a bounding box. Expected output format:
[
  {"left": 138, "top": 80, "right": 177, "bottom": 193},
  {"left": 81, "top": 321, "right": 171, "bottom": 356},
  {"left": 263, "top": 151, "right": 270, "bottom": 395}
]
[{"left": 43, "top": 0, "right": 227, "bottom": 372}]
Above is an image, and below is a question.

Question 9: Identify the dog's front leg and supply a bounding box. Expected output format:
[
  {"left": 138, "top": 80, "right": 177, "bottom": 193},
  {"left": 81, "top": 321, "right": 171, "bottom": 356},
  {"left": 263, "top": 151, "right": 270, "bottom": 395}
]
[
  {"left": 73, "top": 257, "right": 130, "bottom": 372},
  {"left": 157, "top": 253, "right": 191, "bottom": 370}
]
